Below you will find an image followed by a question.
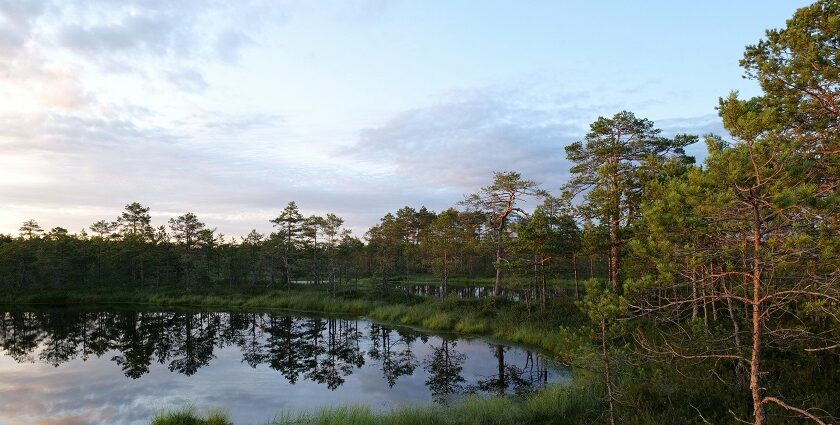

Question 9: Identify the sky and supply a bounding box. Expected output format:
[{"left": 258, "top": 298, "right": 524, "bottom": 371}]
[{"left": 0, "top": 0, "right": 812, "bottom": 238}]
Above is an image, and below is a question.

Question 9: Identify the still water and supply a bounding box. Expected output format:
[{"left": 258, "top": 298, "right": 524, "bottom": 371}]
[{"left": 0, "top": 307, "right": 568, "bottom": 425}]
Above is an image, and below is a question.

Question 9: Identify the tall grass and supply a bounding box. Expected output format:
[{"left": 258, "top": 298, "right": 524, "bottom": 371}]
[
  {"left": 151, "top": 407, "right": 232, "bottom": 425},
  {"left": 152, "top": 381, "right": 603, "bottom": 425},
  {"left": 271, "top": 384, "right": 602, "bottom": 425}
]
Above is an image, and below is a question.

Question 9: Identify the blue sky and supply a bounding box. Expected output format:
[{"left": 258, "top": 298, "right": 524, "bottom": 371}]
[{"left": 0, "top": 0, "right": 811, "bottom": 237}]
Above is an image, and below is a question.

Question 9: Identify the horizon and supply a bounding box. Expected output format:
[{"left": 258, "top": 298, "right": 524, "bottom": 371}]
[{"left": 0, "top": 0, "right": 811, "bottom": 237}]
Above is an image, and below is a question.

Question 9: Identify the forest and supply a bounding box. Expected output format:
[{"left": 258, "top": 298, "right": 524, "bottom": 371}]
[{"left": 1, "top": 2, "right": 838, "bottom": 425}]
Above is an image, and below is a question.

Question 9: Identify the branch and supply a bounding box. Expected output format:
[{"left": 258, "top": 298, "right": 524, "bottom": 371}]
[
  {"left": 633, "top": 331, "right": 749, "bottom": 363},
  {"left": 804, "top": 344, "right": 840, "bottom": 353},
  {"left": 763, "top": 396, "right": 831, "bottom": 425},
  {"left": 760, "top": 290, "right": 840, "bottom": 305},
  {"left": 690, "top": 404, "right": 712, "bottom": 425},
  {"left": 729, "top": 409, "right": 752, "bottom": 424},
  {"left": 630, "top": 293, "right": 754, "bottom": 315}
]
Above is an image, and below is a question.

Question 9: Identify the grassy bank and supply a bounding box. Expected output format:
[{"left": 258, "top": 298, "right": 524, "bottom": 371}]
[
  {"left": 151, "top": 408, "right": 231, "bottom": 425},
  {"left": 151, "top": 380, "right": 604, "bottom": 425},
  {"left": 272, "top": 381, "right": 602, "bottom": 425},
  {"left": 384, "top": 274, "right": 584, "bottom": 289}
]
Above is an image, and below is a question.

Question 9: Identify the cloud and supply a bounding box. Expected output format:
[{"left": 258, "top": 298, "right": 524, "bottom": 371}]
[
  {"left": 351, "top": 87, "right": 605, "bottom": 191},
  {"left": 0, "top": 1, "right": 736, "bottom": 238},
  {"left": 0, "top": 0, "right": 46, "bottom": 36},
  {"left": 215, "top": 30, "right": 253, "bottom": 63},
  {"left": 1, "top": 1, "right": 280, "bottom": 95},
  {"left": 350, "top": 87, "right": 729, "bottom": 201},
  {"left": 202, "top": 113, "right": 283, "bottom": 134},
  {"left": 0, "top": 103, "right": 425, "bottom": 237},
  {"left": 657, "top": 114, "right": 730, "bottom": 161},
  {"left": 0, "top": 24, "right": 25, "bottom": 52},
  {"left": 166, "top": 67, "right": 209, "bottom": 93},
  {"left": 0, "top": 0, "right": 319, "bottom": 236},
  {"left": 657, "top": 114, "right": 727, "bottom": 137},
  {"left": 2, "top": 0, "right": 517, "bottom": 237},
  {"left": 58, "top": 11, "right": 187, "bottom": 57}
]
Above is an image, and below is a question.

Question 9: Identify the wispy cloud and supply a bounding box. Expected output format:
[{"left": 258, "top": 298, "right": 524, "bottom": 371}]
[
  {"left": 351, "top": 86, "right": 611, "bottom": 190},
  {"left": 0, "top": 0, "right": 767, "bottom": 237}
]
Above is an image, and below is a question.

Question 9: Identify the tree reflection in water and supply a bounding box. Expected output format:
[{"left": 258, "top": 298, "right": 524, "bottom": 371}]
[
  {"left": 0, "top": 309, "right": 560, "bottom": 402},
  {"left": 423, "top": 338, "right": 466, "bottom": 403}
]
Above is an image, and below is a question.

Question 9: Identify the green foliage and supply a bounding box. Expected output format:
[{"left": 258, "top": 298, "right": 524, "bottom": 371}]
[
  {"left": 577, "top": 280, "right": 627, "bottom": 325},
  {"left": 563, "top": 111, "right": 695, "bottom": 289}
]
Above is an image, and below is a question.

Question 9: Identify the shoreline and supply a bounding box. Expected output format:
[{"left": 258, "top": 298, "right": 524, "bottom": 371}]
[
  {"left": 2, "top": 285, "right": 598, "bottom": 425},
  {"left": 0, "top": 284, "right": 585, "bottom": 358}
]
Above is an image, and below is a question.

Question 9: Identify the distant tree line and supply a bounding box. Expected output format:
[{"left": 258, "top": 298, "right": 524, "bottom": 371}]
[{"left": 0, "top": 196, "right": 606, "bottom": 296}]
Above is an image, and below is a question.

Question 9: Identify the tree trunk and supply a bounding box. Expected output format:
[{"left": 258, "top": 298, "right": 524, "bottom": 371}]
[
  {"left": 540, "top": 260, "right": 546, "bottom": 311},
  {"left": 601, "top": 316, "right": 617, "bottom": 425},
  {"left": 749, "top": 201, "right": 766, "bottom": 425},
  {"left": 442, "top": 251, "right": 448, "bottom": 297},
  {"left": 494, "top": 241, "right": 503, "bottom": 296},
  {"left": 572, "top": 253, "right": 579, "bottom": 300},
  {"left": 283, "top": 254, "right": 290, "bottom": 287},
  {"left": 270, "top": 257, "right": 276, "bottom": 288},
  {"left": 609, "top": 216, "right": 619, "bottom": 290},
  {"left": 313, "top": 234, "right": 318, "bottom": 285},
  {"left": 691, "top": 272, "right": 699, "bottom": 321},
  {"left": 725, "top": 285, "right": 742, "bottom": 352}
]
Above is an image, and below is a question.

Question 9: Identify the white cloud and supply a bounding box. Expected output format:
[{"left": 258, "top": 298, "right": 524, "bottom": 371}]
[
  {"left": 351, "top": 86, "right": 605, "bottom": 190},
  {"left": 0, "top": 0, "right": 733, "bottom": 238},
  {"left": 166, "top": 67, "right": 209, "bottom": 93}
]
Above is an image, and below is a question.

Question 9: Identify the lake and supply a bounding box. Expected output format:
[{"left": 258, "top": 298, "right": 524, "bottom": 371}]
[{"left": 0, "top": 307, "right": 569, "bottom": 425}]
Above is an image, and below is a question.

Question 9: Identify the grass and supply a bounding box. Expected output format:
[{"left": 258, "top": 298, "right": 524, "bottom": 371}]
[
  {"left": 389, "top": 274, "right": 586, "bottom": 290},
  {"left": 152, "top": 379, "right": 604, "bottom": 425},
  {"left": 151, "top": 408, "right": 232, "bottom": 425}
]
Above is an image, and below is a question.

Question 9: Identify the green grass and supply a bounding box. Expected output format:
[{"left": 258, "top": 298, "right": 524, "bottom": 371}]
[
  {"left": 151, "top": 408, "right": 232, "bottom": 425},
  {"left": 389, "top": 274, "right": 588, "bottom": 290},
  {"left": 152, "top": 379, "right": 603, "bottom": 425}
]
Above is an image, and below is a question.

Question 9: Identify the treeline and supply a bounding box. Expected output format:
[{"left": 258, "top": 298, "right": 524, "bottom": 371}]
[
  {"left": 2, "top": 202, "right": 369, "bottom": 291},
  {"left": 0, "top": 198, "right": 604, "bottom": 295},
  {"left": 1, "top": 1, "right": 839, "bottom": 424}
]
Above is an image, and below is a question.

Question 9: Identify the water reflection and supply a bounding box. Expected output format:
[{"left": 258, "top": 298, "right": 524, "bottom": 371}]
[{"left": 0, "top": 308, "right": 568, "bottom": 425}]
